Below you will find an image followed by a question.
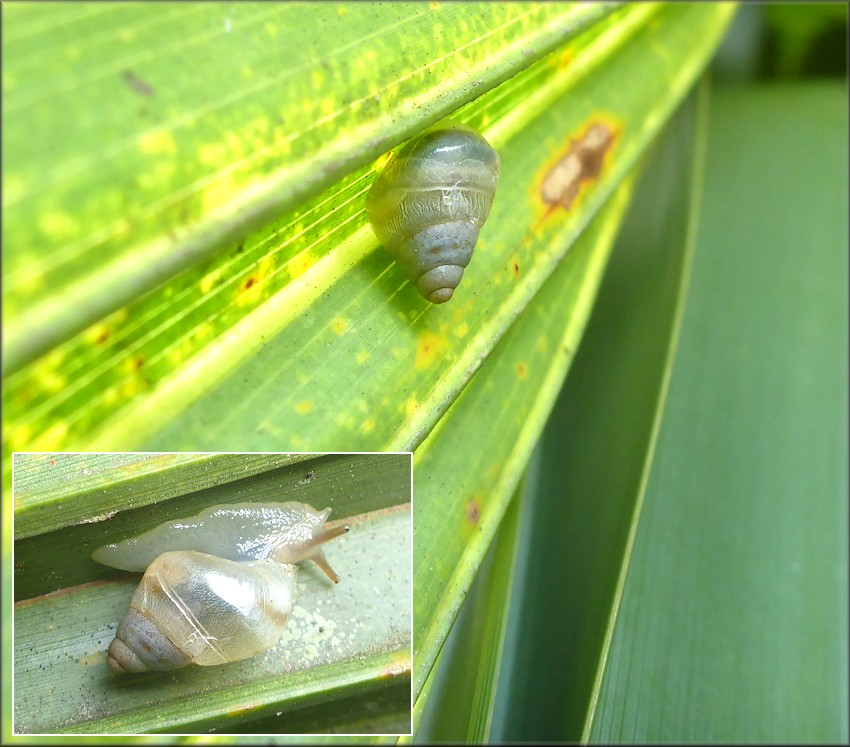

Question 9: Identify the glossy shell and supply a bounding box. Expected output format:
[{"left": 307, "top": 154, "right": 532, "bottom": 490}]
[
  {"left": 366, "top": 123, "right": 500, "bottom": 303},
  {"left": 94, "top": 501, "right": 349, "bottom": 673},
  {"left": 107, "top": 551, "right": 297, "bottom": 672}
]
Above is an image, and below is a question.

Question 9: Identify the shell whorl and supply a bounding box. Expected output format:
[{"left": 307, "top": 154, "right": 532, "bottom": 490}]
[{"left": 366, "top": 124, "right": 499, "bottom": 303}]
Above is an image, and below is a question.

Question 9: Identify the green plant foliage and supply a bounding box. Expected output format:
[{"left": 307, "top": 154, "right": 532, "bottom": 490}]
[
  {"left": 485, "top": 80, "right": 847, "bottom": 744},
  {"left": 2, "top": 3, "right": 734, "bottom": 462},
  {"left": 2, "top": 1, "right": 616, "bottom": 375},
  {"left": 489, "top": 78, "right": 708, "bottom": 743},
  {"left": 585, "top": 81, "right": 848, "bottom": 744}
]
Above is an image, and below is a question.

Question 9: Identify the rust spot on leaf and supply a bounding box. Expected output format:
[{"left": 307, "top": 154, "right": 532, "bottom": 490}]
[
  {"left": 533, "top": 118, "right": 619, "bottom": 229},
  {"left": 243, "top": 276, "right": 256, "bottom": 290},
  {"left": 465, "top": 499, "right": 480, "bottom": 525},
  {"left": 415, "top": 330, "right": 447, "bottom": 369}
]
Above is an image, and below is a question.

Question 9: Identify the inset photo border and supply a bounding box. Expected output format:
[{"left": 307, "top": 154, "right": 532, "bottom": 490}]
[{"left": 12, "top": 451, "right": 412, "bottom": 737}]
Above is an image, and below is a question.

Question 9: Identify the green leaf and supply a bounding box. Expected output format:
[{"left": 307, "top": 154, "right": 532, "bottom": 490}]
[
  {"left": 12, "top": 453, "right": 412, "bottom": 735},
  {"left": 413, "top": 485, "right": 523, "bottom": 742},
  {"left": 2, "top": 3, "right": 736, "bottom": 461},
  {"left": 489, "top": 75, "right": 707, "bottom": 743},
  {"left": 2, "top": 1, "right": 616, "bottom": 374},
  {"left": 488, "top": 80, "right": 848, "bottom": 742},
  {"left": 585, "top": 80, "right": 848, "bottom": 745}
]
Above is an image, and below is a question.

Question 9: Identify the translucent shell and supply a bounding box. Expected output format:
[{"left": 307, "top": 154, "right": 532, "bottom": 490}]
[
  {"left": 107, "top": 551, "right": 297, "bottom": 672},
  {"left": 94, "top": 502, "right": 349, "bottom": 673},
  {"left": 366, "top": 123, "right": 500, "bottom": 303}
]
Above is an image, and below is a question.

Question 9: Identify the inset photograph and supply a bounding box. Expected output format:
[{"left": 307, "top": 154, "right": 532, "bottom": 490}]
[{"left": 12, "top": 451, "right": 412, "bottom": 736}]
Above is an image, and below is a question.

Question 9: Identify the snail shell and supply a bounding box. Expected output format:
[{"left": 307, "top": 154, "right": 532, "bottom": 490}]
[
  {"left": 93, "top": 501, "right": 349, "bottom": 673},
  {"left": 366, "top": 123, "right": 500, "bottom": 304}
]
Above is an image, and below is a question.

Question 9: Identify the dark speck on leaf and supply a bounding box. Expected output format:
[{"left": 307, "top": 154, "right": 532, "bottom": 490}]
[{"left": 123, "top": 69, "right": 155, "bottom": 97}]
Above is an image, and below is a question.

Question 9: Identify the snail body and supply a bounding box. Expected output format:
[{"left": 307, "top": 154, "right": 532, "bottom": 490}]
[
  {"left": 366, "top": 123, "right": 500, "bottom": 303},
  {"left": 94, "top": 501, "right": 349, "bottom": 673}
]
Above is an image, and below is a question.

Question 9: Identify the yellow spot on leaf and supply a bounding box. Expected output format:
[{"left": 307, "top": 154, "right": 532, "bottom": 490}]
[
  {"left": 121, "top": 377, "right": 143, "bottom": 398},
  {"left": 355, "top": 350, "right": 371, "bottom": 365},
  {"left": 516, "top": 361, "right": 529, "bottom": 379},
  {"left": 288, "top": 251, "right": 315, "bottom": 280},
  {"left": 200, "top": 269, "right": 223, "bottom": 294},
  {"left": 265, "top": 22, "right": 278, "bottom": 37},
  {"left": 201, "top": 173, "right": 239, "bottom": 216},
  {"left": 225, "top": 131, "right": 245, "bottom": 158},
  {"left": 454, "top": 321, "right": 469, "bottom": 339},
  {"left": 194, "top": 323, "right": 214, "bottom": 342},
  {"left": 361, "top": 417, "right": 375, "bottom": 433},
  {"left": 415, "top": 331, "right": 447, "bottom": 369},
  {"left": 331, "top": 317, "right": 349, "bottom": 336},
  {"left": 4, "top": 172, "right": 24, "bottom": 202},
  {"left": 198, "top": 141, "right": 228, "bottom": 166},
  {"left": 7, "top": 424, "right": 33, "bottom": 452},
  {"left": 405, "top": 398, "right": 419, "bottom": 418},
  {"left": 39, "top": 211, "right": 78, "bottom": 241},
  {"left": 36, "top": 368, "right": 67, "bottom": 395},
  {"left": 296, "top": 401, "right": 313, "bottom": 415},
  {"left": 139, "top": 130, "right": 178, "bottom": 156}
]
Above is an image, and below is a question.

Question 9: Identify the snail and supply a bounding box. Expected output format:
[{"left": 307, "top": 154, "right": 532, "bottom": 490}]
[
  {"left": 366, "top": 122, "right": 500, "bottom": 303},
  {"left": 92, "top": 501, "right": 349, "bottom": 673}
]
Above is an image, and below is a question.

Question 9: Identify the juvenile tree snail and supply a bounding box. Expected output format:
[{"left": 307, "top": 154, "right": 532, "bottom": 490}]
[
  {"left": 92, "top": 502, "right": 349, "bottom": 674},
  {"left": 366, "top": 123, "right": 500, "bottom": 303}
]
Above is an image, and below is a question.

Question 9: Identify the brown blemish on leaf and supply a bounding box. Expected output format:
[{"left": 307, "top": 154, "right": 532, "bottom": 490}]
[
  {"left": 511, "top": 259, "right": 521, "bottom": 278},
  {"left": 95, "top": 328, "right": 110, "bottom": 344},
  {"left": 123, "top": 69, "right": 155, "bottom": 97},
  {"left": 243, "top": 276, "right": 256, "bottom": 290},
  {"left": 134, "top": 357, "right": 145, "bottom": 369},
  {"left": 533, "top": 118, "right": 619, "bottom": 228},
  {"left": 415, "top": 330, "right": 447, "bottom": 369},
  {"left": 465, "top": 499, "right": 480, "bottom": 525}
]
